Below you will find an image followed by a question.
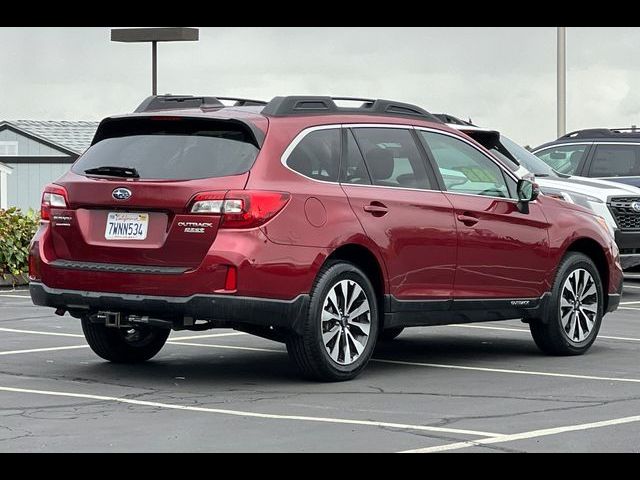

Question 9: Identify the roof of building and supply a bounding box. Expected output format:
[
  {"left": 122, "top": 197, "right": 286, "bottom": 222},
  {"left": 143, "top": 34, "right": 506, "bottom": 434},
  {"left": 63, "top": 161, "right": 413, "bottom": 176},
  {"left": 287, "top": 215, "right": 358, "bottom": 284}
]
[{"left": 0, "top": 120, "right": 99, "bottom": 155}]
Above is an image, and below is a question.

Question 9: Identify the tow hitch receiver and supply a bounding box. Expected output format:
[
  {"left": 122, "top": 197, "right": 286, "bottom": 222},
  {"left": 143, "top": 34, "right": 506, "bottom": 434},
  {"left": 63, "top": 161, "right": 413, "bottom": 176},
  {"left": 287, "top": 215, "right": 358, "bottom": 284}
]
[{"left": 97, "top": 311, "right": 129, "bottom": 328}]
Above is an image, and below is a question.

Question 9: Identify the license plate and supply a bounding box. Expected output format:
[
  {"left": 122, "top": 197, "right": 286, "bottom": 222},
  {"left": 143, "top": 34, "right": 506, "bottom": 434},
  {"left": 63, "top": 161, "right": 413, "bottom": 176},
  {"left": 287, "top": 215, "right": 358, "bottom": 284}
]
[{"left": 105, "top": 212, "right": 149, "bottom": 240}]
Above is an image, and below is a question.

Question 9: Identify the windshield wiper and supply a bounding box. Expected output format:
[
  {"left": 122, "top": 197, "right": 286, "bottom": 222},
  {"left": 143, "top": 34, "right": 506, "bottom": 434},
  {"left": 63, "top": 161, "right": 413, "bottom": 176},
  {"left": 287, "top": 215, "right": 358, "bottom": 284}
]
[{"left": 84, "top": 166, "right": 140, "bottom": 178}]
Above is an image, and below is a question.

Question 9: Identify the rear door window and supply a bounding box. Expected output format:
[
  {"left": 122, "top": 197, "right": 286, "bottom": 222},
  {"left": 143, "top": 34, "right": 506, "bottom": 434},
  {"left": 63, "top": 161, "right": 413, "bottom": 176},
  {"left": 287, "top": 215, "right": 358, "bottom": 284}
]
[
  {"left": 73, "top": 118, "right": 260, "bottom": 180},
  {"left": 588, "top": 144, "right": 640, "bottom": 177},
  {"left": 351, "top": 128, "right": 434, "bottom": 190},
  {"left": 286, "top": 128, "right": 341, "bottom": 182},
  {"left": 534, "top": 144, "right": 589, "bottom": 175}
]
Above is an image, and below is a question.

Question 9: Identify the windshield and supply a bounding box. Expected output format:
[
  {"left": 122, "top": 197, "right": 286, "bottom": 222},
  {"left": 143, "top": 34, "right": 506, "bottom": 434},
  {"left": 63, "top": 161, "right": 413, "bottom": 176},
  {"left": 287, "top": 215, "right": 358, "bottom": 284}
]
[{"left": 498, "top": 135, "right": 558, "bottom": 177}]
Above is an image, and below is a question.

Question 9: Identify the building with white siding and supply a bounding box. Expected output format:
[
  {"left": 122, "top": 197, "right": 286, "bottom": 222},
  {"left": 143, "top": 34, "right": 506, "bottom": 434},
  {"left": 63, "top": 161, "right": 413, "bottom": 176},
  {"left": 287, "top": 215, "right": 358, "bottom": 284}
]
[{"left": 0, "top": 120, "right": 99, "bottom": 212}]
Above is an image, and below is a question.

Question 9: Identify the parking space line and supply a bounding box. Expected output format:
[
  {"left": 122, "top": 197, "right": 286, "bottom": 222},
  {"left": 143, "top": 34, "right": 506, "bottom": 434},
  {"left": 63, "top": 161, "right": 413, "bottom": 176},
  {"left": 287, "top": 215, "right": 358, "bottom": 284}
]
[
  {"left": 401, "top": 414, "right": 640, "bottom": 453},
  {"left": 449, "top": 324, "right": 640, "bottom": 343},
  {"left": 168, "top": 341, "right": 283, "bottom": 353},
  {"left": 372, "top": 358, "right": 640, "bottom": 384},
  {"left": 0, "top": 294, "right": 31, "bottom": 299},
  {"left": 3, "top": 332, "right": 639, "bottom": 385},
  {"left": 0, "top": 327, "right": 84, "bottom": 338},
  {"left": 0, "top": 345, "right": 88, "bottom": 356},
  {"left": 619, "top": 306, "right": 640, "bottom": 311},
  {"left": 620, "top": 300, "right": 640, "bottom": 305},
  {"left": 170, "top": 333, "right": 246, "bottom": 341},
  {"left": 0, "top": 385, "right": 502, "bottom": 439},
  {"left": 623, "top": 285, "right": 640, "bottom": 290},
  {"left": 0, "top": 328, "right": 245, "bottom": 341}
]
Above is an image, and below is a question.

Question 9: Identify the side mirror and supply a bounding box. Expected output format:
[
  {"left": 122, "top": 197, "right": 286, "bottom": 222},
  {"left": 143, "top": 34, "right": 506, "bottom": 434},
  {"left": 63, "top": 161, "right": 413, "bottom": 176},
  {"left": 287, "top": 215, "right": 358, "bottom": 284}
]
[{"left": 516, "top": 179, "right": 539, "bottom": 214}]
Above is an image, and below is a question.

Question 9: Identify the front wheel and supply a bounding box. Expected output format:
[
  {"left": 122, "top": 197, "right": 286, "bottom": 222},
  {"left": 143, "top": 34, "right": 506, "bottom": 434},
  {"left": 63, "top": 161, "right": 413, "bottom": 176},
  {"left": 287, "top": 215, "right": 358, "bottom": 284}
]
[
  {"left": 286, "top": 261, "right": 379, "bottom": 382},
  {"left": 530, "top": 252, "right": 604, "bottom": 356},
  {"left": 81, "top": 318, "right": 170, "bottom": 363}
]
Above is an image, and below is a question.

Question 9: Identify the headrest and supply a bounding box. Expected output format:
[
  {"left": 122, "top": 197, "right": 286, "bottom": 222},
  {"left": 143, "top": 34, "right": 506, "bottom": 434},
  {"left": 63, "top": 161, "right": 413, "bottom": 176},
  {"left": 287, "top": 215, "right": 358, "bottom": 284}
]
[{"left": 366, "top": 148, "right": 394, "bottom": 180}]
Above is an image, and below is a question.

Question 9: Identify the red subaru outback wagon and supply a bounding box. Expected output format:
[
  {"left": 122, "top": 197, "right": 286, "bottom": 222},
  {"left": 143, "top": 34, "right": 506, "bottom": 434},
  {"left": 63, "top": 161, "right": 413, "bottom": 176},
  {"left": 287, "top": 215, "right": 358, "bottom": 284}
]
[{"left": 29, "top": 95, "right": 623, "bottom": 381}]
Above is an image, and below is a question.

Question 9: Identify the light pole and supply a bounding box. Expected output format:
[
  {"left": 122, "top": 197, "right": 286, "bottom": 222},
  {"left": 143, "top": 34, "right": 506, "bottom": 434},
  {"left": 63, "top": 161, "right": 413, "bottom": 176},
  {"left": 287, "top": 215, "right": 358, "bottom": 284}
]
[
  {"left": 557, "top": 26, "right": 566, "bottom": 138},
  {"left": 111, "top": 27, "right": 199, "bottom": 95}
]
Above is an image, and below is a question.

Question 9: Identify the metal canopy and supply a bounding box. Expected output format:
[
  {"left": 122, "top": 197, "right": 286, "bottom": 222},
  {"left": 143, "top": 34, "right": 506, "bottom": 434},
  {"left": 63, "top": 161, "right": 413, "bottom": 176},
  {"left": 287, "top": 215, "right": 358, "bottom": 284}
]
[{"left": 111, "top": 27, "right": 199, "bottom": 43}]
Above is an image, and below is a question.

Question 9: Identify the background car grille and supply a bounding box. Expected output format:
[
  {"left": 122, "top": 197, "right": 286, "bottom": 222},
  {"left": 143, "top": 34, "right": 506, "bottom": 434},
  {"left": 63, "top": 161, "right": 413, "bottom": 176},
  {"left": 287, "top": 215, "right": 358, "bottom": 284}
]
[{"left": 609, "top": 197, "right": 640, "bottom": 230}]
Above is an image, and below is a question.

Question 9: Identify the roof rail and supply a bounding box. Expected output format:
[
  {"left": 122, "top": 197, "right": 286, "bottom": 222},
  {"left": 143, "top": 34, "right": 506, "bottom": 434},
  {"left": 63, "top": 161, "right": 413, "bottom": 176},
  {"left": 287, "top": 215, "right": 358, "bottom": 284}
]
[
  {"left": 560, "top": 128, "right": 640, "bottom": 140},
  {"left": 261, "top": 96, "right": 442, "bottom": 122},
  {"left": 216, "top": 97, "right": 268, "bottom": 107}
]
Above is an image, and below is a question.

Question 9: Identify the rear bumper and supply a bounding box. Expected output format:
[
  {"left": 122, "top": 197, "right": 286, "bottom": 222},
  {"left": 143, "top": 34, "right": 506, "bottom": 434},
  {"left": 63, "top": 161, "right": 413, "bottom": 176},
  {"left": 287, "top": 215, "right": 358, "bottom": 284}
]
[{"left": 29, "top": 281, "right": 310, "bottom": 334}]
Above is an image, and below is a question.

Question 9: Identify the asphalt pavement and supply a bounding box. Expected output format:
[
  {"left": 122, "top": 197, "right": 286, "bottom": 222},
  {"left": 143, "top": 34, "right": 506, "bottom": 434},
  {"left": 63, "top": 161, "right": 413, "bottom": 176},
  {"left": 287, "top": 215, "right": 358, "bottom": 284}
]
[{"left": 0, "top": 281, "right": 639, "bottom": 452}]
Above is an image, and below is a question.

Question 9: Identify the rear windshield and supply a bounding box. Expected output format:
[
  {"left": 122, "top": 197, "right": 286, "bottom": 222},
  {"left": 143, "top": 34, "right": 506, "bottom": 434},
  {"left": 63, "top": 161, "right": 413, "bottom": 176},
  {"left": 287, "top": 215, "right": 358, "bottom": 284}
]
[{"left": 73, "top": 118, "right": 260, "bottom": 180}]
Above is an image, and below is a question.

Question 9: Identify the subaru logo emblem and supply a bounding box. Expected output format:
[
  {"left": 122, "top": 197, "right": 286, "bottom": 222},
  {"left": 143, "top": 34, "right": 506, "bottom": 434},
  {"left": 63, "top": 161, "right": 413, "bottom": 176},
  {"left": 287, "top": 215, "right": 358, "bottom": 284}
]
[
  {"left": 112, "top": 188, "right": 132, "bottom": 201},
  {"left": 632, "top": 202, "right": 640, "bottom": 213}
]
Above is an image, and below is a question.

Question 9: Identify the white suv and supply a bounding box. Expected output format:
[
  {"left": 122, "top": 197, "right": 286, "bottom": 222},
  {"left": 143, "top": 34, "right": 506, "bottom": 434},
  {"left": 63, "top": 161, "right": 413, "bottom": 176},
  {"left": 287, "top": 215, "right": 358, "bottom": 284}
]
[{"left": 437, "top": 115, "right": 640, "bottom": 270}]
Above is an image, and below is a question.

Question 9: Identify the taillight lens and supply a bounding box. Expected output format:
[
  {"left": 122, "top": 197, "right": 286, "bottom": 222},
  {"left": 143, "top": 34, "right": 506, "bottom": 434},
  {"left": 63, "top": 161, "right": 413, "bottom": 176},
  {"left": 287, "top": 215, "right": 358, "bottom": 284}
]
[
  {"left": 41, "top": 184, "right": 68, "bottom": 221},
  {"left": 28, "top": 244, "right": 41, "bottom": 281},
  {"left": 190, "top": 190, "right": 290, "bottom": 229}
]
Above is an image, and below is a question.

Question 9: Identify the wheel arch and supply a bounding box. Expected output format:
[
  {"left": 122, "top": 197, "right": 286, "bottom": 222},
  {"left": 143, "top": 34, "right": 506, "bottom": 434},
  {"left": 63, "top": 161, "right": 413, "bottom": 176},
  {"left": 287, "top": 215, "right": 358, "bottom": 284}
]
[
  {"left": 564, "top": 237, "right": 610, "bottom": 311},
  {"left": 323, "top": 243, "right": 388, "bottom": 319}
]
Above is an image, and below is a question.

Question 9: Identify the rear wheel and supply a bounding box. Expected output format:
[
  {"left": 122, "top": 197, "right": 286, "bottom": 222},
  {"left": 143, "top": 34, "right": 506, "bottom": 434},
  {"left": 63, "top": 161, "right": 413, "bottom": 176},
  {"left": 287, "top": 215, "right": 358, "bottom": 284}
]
[
  {"left": 81, "top": 317, "right": 170, "bottom": 363},
  {"left": 379, "top": 327, "right": 404, "bottom": 342},
  {"left": 286, "top": 261, "right": 379, "bottom": 381},
  {"left": 530, "top": 252, "right": 603, "bottom": 355}
]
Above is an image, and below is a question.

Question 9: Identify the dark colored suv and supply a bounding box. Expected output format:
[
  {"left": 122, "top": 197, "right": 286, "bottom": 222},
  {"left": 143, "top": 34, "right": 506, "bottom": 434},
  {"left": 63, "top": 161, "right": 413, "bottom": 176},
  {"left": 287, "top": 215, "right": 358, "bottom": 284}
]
[
  {"left": 29, "top": 95, "right": 623, "bottom": 381},
  {"left": 533, "top": 128, "right": 640, "bottom": 187}
]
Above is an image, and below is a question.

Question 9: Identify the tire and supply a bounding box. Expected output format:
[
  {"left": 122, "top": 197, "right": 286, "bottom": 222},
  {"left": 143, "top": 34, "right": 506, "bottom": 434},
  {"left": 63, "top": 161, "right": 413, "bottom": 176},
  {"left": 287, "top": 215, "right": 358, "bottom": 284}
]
[
  {"left": 530, "top": 252, "right": 604, "bottom": 356},
  {"left": 81, "top": 317, "right": 170, "bottom": 363},
  {"left": 286, "top": 261, "right": 380, "bottom": 382},
  {"left": 379, "top": 327, "right": 404, "bottom": 342}
]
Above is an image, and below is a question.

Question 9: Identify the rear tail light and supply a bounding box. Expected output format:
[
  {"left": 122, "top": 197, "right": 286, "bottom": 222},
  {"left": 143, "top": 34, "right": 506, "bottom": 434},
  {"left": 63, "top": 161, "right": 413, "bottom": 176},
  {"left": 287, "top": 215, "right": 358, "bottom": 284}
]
[
  {"left": 190, "top": 190, "right": 290, "bottom": 229},
  {"left": 28, "top": 244, "right": 41, "bottom": 281},
  {"left": 41, "top": 184, "right": 68, "bottom": 221}
]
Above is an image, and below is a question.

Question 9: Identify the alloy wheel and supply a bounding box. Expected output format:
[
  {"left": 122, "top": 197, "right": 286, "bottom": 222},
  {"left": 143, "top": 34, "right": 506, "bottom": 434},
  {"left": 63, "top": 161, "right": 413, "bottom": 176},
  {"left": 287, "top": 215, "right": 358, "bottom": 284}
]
[
  {"left": 560, "top": 268, "right": 598, "bottom": 343},
  {"left": 321, "top": 279, "right": 371, "bottom": 365}
]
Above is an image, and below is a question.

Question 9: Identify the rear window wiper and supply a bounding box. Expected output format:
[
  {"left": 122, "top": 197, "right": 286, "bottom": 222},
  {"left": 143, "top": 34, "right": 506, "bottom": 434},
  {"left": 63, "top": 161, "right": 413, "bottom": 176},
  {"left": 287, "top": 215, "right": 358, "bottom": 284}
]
[{"left": 84, "top": 166, "right": 140, "bottom": 178}]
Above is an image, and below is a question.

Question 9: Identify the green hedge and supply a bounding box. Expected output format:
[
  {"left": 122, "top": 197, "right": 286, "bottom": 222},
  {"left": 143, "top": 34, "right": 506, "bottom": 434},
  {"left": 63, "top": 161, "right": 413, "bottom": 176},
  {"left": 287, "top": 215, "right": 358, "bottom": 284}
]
[{"left": 0, "top": 208, "right": 40, "bottom": 282}]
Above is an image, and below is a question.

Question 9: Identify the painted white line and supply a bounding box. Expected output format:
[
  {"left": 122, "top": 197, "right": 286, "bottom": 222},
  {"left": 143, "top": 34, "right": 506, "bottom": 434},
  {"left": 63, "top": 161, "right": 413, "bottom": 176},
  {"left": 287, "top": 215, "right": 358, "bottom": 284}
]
[
  {"left": 401, "top": 414, "right": 640, "bottom": 453},
  {"left": 449, "top": 324, "right": 529, "bottom": 333},
  {"left": 0, "top": 327, "right": 84, "bottom": 338},
  {"left": 168, "top": 341, "right": 283, "bottom": 353},
  {"left": 449, "top": 324, "right": 640, "bottom": 343},
  {"left": 0, "top": 345, "right": 88, "bottom": 356},
  {"left": 0, "top": 385, "right": 501, "bottom": 438},
  {"left": 0, "top": 328, "right": 246, "bottom": 341},
  {"left": 623, "top": 284, "right": 640, "bottom": 290},
  {"left": 169, "top": 332, "right": 247, "bottom": 341},
  {"left": 620, "top": 300, "right": 640, "bottom": 305},
  {"left": 619, "top": 307, "right": 640, "bottom": 311},
  {"left": 0, "top": 294, "right": 31, "bottom": 299},
  {"left": 372, "top": 359, "right": 640, "bottom": 384}
]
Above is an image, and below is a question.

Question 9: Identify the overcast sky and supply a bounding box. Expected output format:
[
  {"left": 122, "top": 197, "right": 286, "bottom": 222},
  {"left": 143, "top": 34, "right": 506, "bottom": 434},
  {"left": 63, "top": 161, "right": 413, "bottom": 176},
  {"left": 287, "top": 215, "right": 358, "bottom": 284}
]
[{"left": 1, "top": 27, "right": 639, "bottom": 147}]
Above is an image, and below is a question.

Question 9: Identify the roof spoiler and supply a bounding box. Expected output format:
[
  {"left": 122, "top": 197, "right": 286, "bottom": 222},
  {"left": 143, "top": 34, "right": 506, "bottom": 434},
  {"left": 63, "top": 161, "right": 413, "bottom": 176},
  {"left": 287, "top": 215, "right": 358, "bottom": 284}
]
[{"left": 134, "top": 95, "right": 268, "bottom": 113}]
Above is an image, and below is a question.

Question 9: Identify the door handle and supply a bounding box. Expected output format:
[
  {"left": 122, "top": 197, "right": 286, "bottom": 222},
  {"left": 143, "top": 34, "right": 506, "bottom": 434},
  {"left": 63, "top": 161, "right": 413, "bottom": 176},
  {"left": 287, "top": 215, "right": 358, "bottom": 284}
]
[
  {"left": 363, "top": 202, "right": 388, "bottom": 217},
  {"left": 457, "top": 213, "right": 479, "bottom": 226}
]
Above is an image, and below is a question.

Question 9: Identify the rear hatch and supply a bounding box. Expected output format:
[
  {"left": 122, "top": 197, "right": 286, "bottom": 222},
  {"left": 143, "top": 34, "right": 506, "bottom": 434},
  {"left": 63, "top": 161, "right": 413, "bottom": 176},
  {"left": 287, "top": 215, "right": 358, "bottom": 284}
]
[{"left": 47, "top": 116, "right": 262, "bottom": 269}]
